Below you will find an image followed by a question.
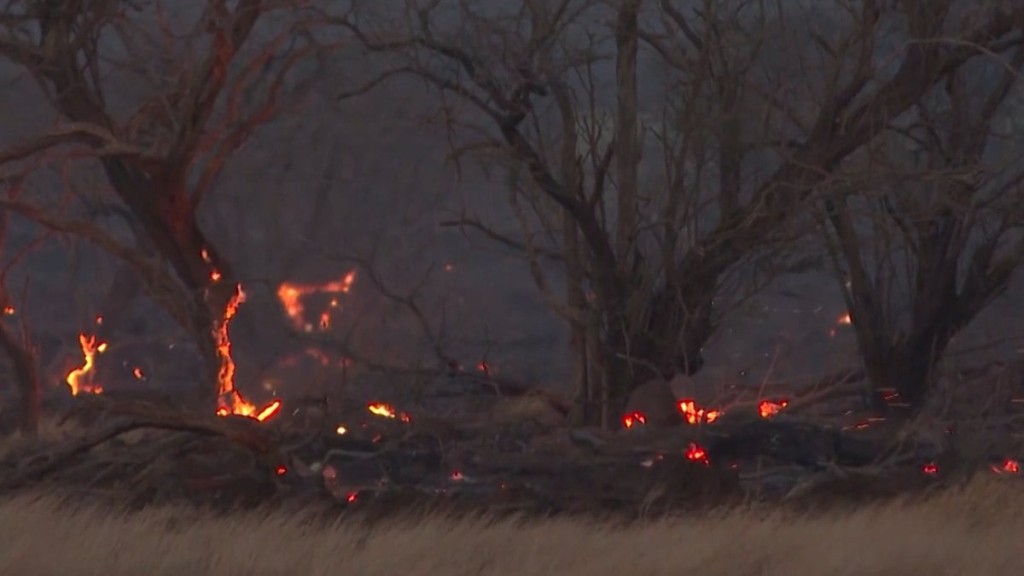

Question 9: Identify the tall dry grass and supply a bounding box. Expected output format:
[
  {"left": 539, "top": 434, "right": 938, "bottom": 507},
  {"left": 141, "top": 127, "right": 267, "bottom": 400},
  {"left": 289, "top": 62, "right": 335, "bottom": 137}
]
[{"left": 0, "top": 477, "right": 1022, "bottom": 576}]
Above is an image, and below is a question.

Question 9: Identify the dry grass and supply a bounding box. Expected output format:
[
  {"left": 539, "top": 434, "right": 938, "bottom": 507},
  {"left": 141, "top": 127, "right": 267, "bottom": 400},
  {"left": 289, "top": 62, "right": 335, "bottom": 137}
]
[{"left": 0, "top": 478, "right": 1021, "bottom": 576}]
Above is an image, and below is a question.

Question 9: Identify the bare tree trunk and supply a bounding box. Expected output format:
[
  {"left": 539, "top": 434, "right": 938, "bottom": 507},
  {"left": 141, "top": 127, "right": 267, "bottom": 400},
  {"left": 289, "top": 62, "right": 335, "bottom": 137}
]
[
  {"left": 614, "top": 0, "right": 641, "bottom": 268},
  {"left": 0, "top": 323, "right": 40, "bottom": 436}
]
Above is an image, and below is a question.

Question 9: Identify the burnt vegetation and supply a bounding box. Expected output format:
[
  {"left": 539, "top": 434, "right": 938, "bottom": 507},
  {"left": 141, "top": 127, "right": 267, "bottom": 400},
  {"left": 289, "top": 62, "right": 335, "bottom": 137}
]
[{"left": 0, "top": 0, "right": 1023, "bottom": 518}]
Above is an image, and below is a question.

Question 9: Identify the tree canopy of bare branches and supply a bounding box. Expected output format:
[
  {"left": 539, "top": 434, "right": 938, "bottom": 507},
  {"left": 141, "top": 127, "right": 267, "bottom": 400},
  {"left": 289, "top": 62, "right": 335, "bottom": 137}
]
[
  {"left": 0, "top": 0, "right": 319, "bottom": 407},
  {"left": 327, "top": 0, "right": 1024, "bottom": 427}
]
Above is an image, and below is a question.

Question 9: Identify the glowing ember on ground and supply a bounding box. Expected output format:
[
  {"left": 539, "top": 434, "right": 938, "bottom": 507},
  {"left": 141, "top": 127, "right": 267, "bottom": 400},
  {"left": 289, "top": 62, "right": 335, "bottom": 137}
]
[
  {"left": 346, "top": 491, "right": 359, "bottom": 503},
  {"left": 837, "top": 312, "right": 852, "bottom": 325},
  {"left": 677, "top": 399, "right": 722, "bottom": 424},
  {"left": 277, "top": 271, "right": 357, "bottom": 332},
  {"left": 335, "top": 425, "right": 348, "bottom": 435},
  {"left": 450, "top": 471, "right": 465, "bottom": 481},
  {"left": 274, "top": 465, "right": 288, "bottom": 477},
  {"left": 367, "top": 402, "right": 411, "bottom": 422},
  {"left": 758, "top": 399, "right": 789, "bottom": 419},
  {"left": 368, "top": 402, "right": 396, "bottom": 418},
  {"left": 66, "top": 334, "right": 107, "bottom": 396},
  {"left": 685, "top": 442, "right": 709, "bottom": 465},
  {"left": 2, "top": 305, "right": 14, "bottom": 315},
  {"left": 622, "top": 411, "right": 647, "bottom": 428},
  {"left": 993, "top": 459, "right": 1020, "bottom": 474},
  {"left": 213, "top": 284, "right": 282, "bottom": 422},
  {"left": 922, "top": 462, "right": 939, "bottom": 475},
  {"left": 132, "top": 367, "right": 145, "bottom": 379}
]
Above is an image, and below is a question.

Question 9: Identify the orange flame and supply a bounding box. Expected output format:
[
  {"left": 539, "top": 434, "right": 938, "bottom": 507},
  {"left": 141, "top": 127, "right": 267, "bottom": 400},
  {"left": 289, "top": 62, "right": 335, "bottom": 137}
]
[
  {"left": 368, "top": 402, "right": 396, "bottom": 418},
  {"left": 622, "top": 411, "right": 647, "bottom": 428},
  {"left": 214, "top": 284, "right": 281, "bottom": 422},
  {"left": 677, "top": 399, "right": 722, "bottom": 424},
  {"left": 66, "top": 334, "right": 106, "bottom": 396},
  {"left": 367, "top": 402, "right": 411, "bottom": 422},
  {"left": 837, "top": 312, "right": 852, "bottom": 325},
  {"left": 3, "top": 305, "right": 15, "bottom": 315},
  {"left": 277, "top": 271, "right": 356, "bottom": 332},
  {"left": 758, "top": 399, "right": 789, "bottom": 419},
  {"left": 685, "top": 442, "right": 709, "bottom": 465},
  {"left": 132, "top": 366, "right": 144, "bottom": 380}
]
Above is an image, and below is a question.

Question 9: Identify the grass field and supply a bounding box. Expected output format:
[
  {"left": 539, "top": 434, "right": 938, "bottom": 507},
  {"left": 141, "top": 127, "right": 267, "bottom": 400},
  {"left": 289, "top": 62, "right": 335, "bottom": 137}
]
[{"left": 0, "top": 477, "right": 1022, "bottom": 576}]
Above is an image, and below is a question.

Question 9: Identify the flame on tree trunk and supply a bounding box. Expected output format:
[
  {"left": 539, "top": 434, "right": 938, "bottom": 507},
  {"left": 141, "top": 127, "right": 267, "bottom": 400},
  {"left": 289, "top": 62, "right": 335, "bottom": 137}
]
[{"left": 101, "top": 162, "right": 238, "bottom": 406}]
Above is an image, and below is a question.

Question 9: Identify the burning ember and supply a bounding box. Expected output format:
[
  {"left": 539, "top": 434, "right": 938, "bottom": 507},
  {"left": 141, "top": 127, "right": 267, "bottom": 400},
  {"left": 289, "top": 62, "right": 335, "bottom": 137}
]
[
  {"left": 836, "top": 312, "right": 852, "bottom": 325},
  {"left": 685, "top": 442, "right": 709, "bottom": 466},
  {"left": 66, "top": 334, "right": 107, "bottom": 396},
  {"left": 758, "top": 399, "right": 789, "bottom": 419},
  {"left": 213, "top": 284, "right": 282, "bottom": 421},
  {"left": 367, "top": 402, "right": 411, "bottom": 422},
  {"left": 922, "top": 462, "right": 939, "bottom": 475},
  {"left": 677, "top": 399, "right": 722, "bottom": 424},
  {"left": 993, "top": 459, "right": 1020, "bottom": 474},
  {"left": 622, "top": 411, "right": 647, "bottom": 428},
  {"left": 277, "top": 271, "right": 356, "bottom": 332}
]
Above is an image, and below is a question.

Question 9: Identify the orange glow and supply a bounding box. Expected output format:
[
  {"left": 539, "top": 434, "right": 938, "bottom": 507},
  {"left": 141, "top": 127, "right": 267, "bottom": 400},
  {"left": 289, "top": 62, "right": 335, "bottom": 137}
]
[
  {"left": 335, "top": 425, "right": 348, "bottom": 435},
  {"left": 274, "top": 465, "right": 288, "bottom": 477},
  {"left": 758, "top": 399, "right": 789, "bottom": 419},
  {"left": 677, "top": 399, "right": 722, "bottom": 425},
  {"left": 993, "top": 459, "right": 1020, "bottom": 474},
  {"left": 213, "top": 284, "right": 282, "bottom": 422},
  {"left": 346, "top": 491, "right": 358, "bottom": 503},
  {"left": 685, "top": 442, "right": 709, "bottom": 465},
  {"left": 276, "top": 271, "right": 356, "bottom": 332},
  {"left": 132, "top": 367, "right": 144, "bottom": 379},
  {"left": 368, "top": 402, "right": 397, "bottom": 418},
  {"left": 922, "top": 462, "right": 939, "bottom": 475},
  {"left": 3, "top": 305, "right": 15, "bottom": 315},
  {"left": 837, "top": 312, "right": 852, "bottom": 325},
  {"left": 210, "top": 269, "right": 222, "bottom": 283},
  {"left": 622, "top": 411, "right": 647, "bottom": 428},
  {"left": 66, "top": 333, "right": 106, "bottom": 396},
  {"left": 255, "top": 399, "right": 283, "bottom": 422}
]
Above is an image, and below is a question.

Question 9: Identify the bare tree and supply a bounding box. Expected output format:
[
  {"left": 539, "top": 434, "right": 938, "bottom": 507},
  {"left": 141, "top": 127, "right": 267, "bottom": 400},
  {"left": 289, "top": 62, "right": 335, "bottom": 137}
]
[
  {"left": 819, "top": 44, "right": 1024, "bottom": 414},
  {"left": 0, "top": 0, "right": 318, "bottom": 408},
  {"left": 0, "top": 194, "right": 44, "bottom": 434},
  {"left": 330, "top": 0, "right": 1024, "bottom": 427}
]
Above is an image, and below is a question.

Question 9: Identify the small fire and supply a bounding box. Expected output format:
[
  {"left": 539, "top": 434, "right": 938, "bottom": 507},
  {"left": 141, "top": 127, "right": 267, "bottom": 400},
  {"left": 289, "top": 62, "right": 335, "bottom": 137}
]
[
  {"left": 346, "top": 491, "right": 359, "bottom": 503},
  {"left": 66, "top": 334, "right": 107, "bottom": 396},
  {"left": 2, "top": 305, "right": 14, "bottom": 315},
  {"left": 758, "top": 399, "right": 789, "bottom": 419},
  {"left": 367, "top": 402, "right": 411, "bottom": 422},
  {"left": 677, "top": 399, "right": 722, "bottom": 424},
  {"left": 214, "top": 284, "right": 281, "bottom": 422},
  {"left": 200, "top": 249, "right": 222, "bottom": 283},
  {"left": 622, "top": 411, "right": 647, "bottom": 428},
  {"left": 277, "top": 271, "right": 357, "bottom": 332},
  {"left": 132, "top": 366, "right": 145, "bottom": 380},
  {"left": 274, "top": 465, "right": 288, "bottom": 477},
  {"left": 922, "top": 462, "right": 939, "bottom": 475},
  {"left": 837, "top": 312, "right": 852, "bottom": 325},
  {"left": 993, "top": 459, "right": 1020, "bottom": 474},
  {"left": 685, "top": 442, "right": 709, "bottom": 465},
  {"left": 335, "top": 425, "right": 348, "bottom": 435}
]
